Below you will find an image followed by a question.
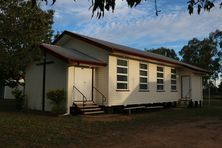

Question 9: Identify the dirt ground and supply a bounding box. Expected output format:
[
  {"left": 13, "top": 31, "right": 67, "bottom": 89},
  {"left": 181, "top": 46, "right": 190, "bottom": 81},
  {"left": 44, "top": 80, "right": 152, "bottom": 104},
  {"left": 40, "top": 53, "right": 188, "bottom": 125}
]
[
  {"left": 1, "top": 105, "right": 222, "bottom": 148},
  {"left": 81, "top": 115, "right": 222, "bottom": 148}
]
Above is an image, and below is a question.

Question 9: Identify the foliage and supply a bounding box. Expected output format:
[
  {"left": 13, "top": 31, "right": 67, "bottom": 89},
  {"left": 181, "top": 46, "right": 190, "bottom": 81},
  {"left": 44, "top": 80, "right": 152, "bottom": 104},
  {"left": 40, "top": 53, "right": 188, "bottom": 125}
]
[
  {"left": 209, "top": 30, "right": 222, "bottom": 51},
  {"left": 187, "top": 0, "right": 222, "bottom": 15},
  {"left": 0, "top": 0, "right": 54, "bottom": 86},
  {"left": 11, "top": 87, "right": 25, "bottom": 111},
  {"left": 32, "top": 0, "right": 222, "bottom": 18},
  {"left": 47, "top": 89, "right": 66, "bottom": 114},
  {"left": 179, "top": 33, "right": 222, "bottom": 87},
  {"left": 52, "top": 31, "right": 62, "bottom": 42},
  {"left": 146, "top": 47, "right": 179, "bottom": 60},
  {"left": 218, "top": 80, "right": 222, "bottom": 92}
]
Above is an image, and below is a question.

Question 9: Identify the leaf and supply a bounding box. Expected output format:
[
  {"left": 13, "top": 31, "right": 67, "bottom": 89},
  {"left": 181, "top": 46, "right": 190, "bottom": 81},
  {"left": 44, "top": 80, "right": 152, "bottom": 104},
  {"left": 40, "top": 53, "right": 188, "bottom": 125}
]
[
  {"left": 188, "top": 4, "right": 193, "bottom": 15},
  {"left": 52, "top": 0, "right": 56, "bottom": 5},
  {"left": 204, "top": 1, "right": 215, "bottom": 12},
  {"left": 105, "top": 3, "right": 110, "bottom": 11},
  {"left": 197, "top": 4, "right": 202, "bottom": 14},
  {"left": 44, "top": 0, "right": 48, "bottom": 5},
  {"left": 187, "top": 0, "right": 195, "bottom": 5}
]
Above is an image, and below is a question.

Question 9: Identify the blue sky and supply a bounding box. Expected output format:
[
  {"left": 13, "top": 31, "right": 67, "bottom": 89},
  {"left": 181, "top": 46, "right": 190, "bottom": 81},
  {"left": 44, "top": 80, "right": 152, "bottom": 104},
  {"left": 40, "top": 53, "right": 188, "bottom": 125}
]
[{"left": 42, "top": 0, "right": 222, "bottom": 53}]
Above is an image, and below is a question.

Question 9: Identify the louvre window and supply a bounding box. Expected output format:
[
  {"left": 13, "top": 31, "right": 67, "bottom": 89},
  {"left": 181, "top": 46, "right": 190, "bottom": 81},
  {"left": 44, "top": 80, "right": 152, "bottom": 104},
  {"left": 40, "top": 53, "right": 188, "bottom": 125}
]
[
  {"left": 157, "top": 66, "right": 164, "bottom": 91},
  {"left": 139, "top": 63, "right": 148, "bottom": 91},
  {"left": 117, "top": 59, "right": 128, "bottom": 90},
  {"left": 171, "top": 68, "right": 177, "bottom": 91}
]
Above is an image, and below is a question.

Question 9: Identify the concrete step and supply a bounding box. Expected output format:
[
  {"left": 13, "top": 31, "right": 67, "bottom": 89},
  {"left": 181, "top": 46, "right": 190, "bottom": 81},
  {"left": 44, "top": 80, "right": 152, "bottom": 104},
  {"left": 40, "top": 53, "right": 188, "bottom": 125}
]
[
  {"left": 80, "top": 107, "right": 102, "bottom": 112},
  {"left": 77, "top": 104, "right": 99, "bottom": 109},
  {"left": 73, "top": 100, "right": 105, "bottom": 115},
  {"left": 83, "top": 110, "right": 105, "bottom": 115},
  {"left": 74, "top": 101, "right": 95, "bottom": 105},
  {"left": 74, "top": 100, "right": 94, "bottom": 103}
]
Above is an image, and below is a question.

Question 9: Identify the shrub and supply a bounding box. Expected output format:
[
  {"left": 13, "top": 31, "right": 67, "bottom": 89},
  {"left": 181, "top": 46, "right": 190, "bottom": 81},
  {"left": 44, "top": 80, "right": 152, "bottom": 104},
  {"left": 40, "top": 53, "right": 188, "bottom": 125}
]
[
  {"left": 12, "top": 87, "right": 25, "bottom": 111},
  {"left": 47, "top": 89, "right": 66, "bottom": 114}
]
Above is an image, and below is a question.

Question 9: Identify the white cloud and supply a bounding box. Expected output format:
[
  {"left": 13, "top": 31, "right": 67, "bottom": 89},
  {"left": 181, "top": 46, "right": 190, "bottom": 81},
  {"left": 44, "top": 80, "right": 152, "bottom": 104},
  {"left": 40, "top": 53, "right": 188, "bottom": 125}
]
[{"left": 46, "top": 0, "right": 222, "bottom": 51}]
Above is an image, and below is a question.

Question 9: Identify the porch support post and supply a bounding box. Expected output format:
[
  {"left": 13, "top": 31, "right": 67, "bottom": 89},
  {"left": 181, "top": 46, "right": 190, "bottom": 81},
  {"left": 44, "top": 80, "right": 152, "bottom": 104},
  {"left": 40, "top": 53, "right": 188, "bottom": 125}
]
[
  {"left": 92, "top": 67, "right": 94, "bottom": 101},
  {"left": 67, "top": 66, "right": 75, "bottom": 114},
  {"left": 42, "top": 50, "right": 46, "bottom": 112}
]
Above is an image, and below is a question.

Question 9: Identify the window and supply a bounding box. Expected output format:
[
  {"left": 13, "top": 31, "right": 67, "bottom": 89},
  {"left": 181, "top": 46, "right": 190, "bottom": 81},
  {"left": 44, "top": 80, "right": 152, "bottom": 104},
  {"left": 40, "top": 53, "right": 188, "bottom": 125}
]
[
  {"left": 157, "top": 66, "right": 164, "bottom": 91},
  {"left": 139, "top": 63, "right": 148, "bottom": 90},
  {"left": 171, "top": 68, "right": 177, "bottom": 91},
  {"left": 117, "top": 59, "right": 128, "bottom": 90}
]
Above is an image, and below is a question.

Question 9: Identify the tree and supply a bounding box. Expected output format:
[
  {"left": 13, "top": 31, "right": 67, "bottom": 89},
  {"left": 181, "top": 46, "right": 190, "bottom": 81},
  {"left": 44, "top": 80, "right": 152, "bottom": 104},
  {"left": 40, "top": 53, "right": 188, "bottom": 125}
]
[
  {"left": 209, "top": 30, "right": 222, "bottom": 50},
  {"left": 145, "top": 47, "right": 179, "bottom": 60},
  {"left": 209, "top": 29, "right": 222, "bottom": 75},
  {"left": 179, "top": 36, "right": 222, "bottom": 87},
  {"left": 0, "top": 0, "right": 54, "bottom": 86},
  {"left": 32, "top": 0, "right": 222, "bottom": 18},
  {"left": 218, "top": 80, "right": 222, "bottom": 93}
]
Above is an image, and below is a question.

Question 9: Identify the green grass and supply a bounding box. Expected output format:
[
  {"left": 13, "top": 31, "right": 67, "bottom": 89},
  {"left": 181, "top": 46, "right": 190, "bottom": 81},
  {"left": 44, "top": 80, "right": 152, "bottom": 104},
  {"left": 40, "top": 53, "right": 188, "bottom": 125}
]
[{"left": 0, "top": 99, "right": 222, "bottom": 147}]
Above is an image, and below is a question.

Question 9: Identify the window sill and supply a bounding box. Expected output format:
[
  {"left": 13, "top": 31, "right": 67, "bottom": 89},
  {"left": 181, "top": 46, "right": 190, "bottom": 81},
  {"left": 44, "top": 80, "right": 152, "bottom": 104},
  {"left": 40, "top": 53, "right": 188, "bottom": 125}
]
[
  {"left": 139, "top": 90, "right": 149, "bottom": 92},
  {"left": 171, "top": 90, "right": 178, "bottom": 92},
  {"left": 116, "top": 89, "right": 130, "bottom": 92},
  {"left": 157, "top": 90, "right": 165, "bottom": 92}
]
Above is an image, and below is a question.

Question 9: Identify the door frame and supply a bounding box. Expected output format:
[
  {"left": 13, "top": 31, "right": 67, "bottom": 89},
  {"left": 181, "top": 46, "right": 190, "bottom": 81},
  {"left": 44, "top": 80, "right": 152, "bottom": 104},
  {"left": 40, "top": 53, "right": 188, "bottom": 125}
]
[
  {"left": 74, "top": 66, "right": 94, "bottom": 101},
  {"left": 181, "top": 75, "right": 191, "bottom": 99}
]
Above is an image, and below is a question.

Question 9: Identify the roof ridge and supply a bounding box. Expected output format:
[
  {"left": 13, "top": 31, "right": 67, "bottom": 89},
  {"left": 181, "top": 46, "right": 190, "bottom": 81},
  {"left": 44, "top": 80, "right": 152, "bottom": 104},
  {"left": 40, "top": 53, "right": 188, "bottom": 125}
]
[
  {"left": 63, "top": 31, "right": 181, "bottom": 62},
  {"left": 54, "top": 31, "right": 208, "bottom": 73}
]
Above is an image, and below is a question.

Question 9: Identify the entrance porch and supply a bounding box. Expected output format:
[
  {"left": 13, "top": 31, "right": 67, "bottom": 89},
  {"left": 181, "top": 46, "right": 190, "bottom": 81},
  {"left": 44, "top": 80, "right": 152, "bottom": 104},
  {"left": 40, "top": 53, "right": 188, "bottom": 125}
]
[{"left": 67, "top": 66, "right": 107, "bottom": 115}]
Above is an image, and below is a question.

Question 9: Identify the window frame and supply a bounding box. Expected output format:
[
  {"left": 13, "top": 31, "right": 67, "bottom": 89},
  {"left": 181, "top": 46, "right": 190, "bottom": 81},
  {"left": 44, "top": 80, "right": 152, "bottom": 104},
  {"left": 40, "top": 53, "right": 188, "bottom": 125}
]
[
  {"left": 116, "top": 58, "right": 128, "bottom": 90},
  {"left": 156, "top": 66, "right": 164, "bottom": 92},
  {"left": 139, "top": 62, "right": 149, "bottom": 91}
]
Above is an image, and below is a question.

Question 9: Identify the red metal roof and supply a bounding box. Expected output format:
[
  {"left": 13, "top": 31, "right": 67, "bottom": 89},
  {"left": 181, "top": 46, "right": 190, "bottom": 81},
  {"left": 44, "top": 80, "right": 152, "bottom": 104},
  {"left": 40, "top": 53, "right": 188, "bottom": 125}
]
[
  {"left": 40, "top": 43, "right": 107, "bottom": 66},
  {"left": 52, "top": 31, "right": 208, "bottom": 73}
]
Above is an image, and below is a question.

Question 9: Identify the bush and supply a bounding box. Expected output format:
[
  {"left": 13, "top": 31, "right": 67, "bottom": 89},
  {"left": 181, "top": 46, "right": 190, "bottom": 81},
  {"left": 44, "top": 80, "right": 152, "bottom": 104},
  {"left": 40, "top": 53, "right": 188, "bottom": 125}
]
[
  {"left": 47, "top": 89, "right": 66, "bottom": 114},
  {"left": 12, "top": 87, "right": 25, "bottom": 111}
]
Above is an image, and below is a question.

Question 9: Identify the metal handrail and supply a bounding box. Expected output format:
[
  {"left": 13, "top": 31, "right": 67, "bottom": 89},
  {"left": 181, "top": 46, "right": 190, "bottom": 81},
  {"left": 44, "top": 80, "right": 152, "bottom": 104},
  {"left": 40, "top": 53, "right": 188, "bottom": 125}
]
[
  {"left": 182, "top": 89, "right": 191, "bottom": 100},
  {"left": 93, "top": 87, "right": 107, "bottom": 105},
  {"left": 73, "top": 85, "right": 87, "bottom": 107}
]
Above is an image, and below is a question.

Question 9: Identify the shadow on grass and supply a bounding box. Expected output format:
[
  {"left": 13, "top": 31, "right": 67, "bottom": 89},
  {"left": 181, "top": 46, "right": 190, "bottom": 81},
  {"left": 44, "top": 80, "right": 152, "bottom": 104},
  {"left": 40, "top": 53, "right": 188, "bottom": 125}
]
[{"left": 0, "top": 99, "right": 221, "bottom": 147}]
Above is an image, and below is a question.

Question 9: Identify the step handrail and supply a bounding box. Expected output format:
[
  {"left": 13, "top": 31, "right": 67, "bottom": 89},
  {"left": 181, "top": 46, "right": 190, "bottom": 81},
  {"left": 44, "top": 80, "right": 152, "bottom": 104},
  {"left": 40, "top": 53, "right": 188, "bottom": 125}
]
[
  {"left": 180, "top": 89, "right": 192, "bottom": 102},
  {"left": 73, "top": 85, "right": 87, "bottom": 107},
  {"left": 93, "top": 87, "right": 107, "bottom": 105},
  {"left": 184, "top": 88, "right": 191, "bottom": 100}
]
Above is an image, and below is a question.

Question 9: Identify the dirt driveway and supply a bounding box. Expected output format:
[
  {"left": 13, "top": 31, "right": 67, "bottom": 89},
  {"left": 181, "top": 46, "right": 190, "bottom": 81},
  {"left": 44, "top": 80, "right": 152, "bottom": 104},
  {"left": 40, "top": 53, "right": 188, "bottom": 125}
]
[{"left": 81, "top": 115, "right": 222, "bottom": 148}]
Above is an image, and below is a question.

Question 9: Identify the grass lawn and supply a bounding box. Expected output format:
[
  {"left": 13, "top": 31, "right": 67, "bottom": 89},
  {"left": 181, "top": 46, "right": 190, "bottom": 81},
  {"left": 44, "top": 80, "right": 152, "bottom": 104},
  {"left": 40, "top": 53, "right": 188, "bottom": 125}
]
[{"left": 0, "top": 99, "right": 222, "bottom": 148}]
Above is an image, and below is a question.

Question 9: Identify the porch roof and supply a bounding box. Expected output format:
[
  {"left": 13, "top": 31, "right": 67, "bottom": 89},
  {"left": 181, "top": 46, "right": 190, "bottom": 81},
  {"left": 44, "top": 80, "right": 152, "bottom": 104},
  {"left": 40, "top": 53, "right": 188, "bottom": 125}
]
[{"left": 40, "top": 43, "right": 107, "bottom": 66}]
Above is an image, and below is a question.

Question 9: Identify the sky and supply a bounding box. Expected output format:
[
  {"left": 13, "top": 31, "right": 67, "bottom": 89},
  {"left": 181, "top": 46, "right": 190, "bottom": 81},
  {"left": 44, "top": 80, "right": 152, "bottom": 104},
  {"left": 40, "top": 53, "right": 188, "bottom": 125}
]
[{"left": 42, "top": 0, "right": 222, "bottom": 53}]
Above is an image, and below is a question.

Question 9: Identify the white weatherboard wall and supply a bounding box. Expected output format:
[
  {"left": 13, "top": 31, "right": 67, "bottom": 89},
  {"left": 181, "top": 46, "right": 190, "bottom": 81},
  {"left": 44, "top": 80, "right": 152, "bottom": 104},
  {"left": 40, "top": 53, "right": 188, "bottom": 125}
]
[
  {"left": 25, "top": 54, "right": 67, "bottom": 111},
  {"left": 44, "top": 54, "right": 67, "bottom": 111},
  {"left": 26, "top": 62, "right": 43, "bottom": 110},
  {"left": 4, "top": 86, "right": 15, "bottom": 99},
  {"left": 67, "top": 66, "right": 108, "bottom": 107},
  {"left": 108, "top": 56, "right": 181, "bottom": 106},
  {"left": 61, "top": 38, "right": 109, "bottom": 62},
  {"left": 67, "top": 66, "right": 75, "bottom": 113},
  {"left": 59, "top": 38, "right": 109, "bottom": 105},
  {"left": 95, "top": 66, "right": 108, "bottom": 105},
  {"left": 180, "top": 69, "right": 203, "bottom": 102},
  {"left": 4, "top": 86, "right": 23, "bottom": 99},
  {"left": 191, "top": 74, "right": 203, "bottom": 101}
]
